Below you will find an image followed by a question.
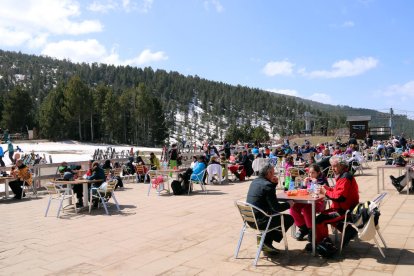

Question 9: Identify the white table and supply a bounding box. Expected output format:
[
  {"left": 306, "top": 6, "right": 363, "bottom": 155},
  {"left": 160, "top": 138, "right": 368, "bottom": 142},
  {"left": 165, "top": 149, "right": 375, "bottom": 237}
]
[
  {"left": 51, "top": 179, "right": 102, "bottom": 207},
  {"left": 376, "top": 165, "right": 410, "bottom": 195},
  {"left": 277, "top": 192, "right": 325, "bottom": 256},
  {"left": 0, "top": 177, "right": 17, "bottom": 199}
]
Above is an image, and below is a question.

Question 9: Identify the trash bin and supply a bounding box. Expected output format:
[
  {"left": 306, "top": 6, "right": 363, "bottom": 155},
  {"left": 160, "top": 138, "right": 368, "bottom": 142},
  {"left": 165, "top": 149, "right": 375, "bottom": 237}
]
[{"left": 28, "top": 130, "right": 34, "bottom": 139}]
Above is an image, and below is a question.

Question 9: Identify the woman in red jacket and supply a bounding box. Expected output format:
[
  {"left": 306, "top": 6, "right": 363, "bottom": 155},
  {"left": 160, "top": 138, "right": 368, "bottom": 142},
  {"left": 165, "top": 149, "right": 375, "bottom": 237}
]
[{"left": 312, "top": 156, "right": 360, "bottom": 251}]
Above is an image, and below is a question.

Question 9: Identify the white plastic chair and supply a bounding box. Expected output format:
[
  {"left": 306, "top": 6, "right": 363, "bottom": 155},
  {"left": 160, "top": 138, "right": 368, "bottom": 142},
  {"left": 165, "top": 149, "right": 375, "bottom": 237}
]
[
  {"left": 234, "top": 201, "right": 288, "bottom": 266},
  {"left": 206, "top": 164, "right": 222, "bottom": 184},
  {"left": 339, "top": 192, "right": 388, "bottom": 258},
  {"left": 44, "top": 183, "right": 75, "bottom": 218},
  {"left": 89, "top": 179, "right": 120, "bottom": 215}
]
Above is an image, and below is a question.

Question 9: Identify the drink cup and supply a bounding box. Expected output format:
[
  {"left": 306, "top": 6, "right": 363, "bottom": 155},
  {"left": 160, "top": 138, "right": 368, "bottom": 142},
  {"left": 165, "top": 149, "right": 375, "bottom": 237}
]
[{"left": 312, "top": 184, "right": 320, "bottom": 198}]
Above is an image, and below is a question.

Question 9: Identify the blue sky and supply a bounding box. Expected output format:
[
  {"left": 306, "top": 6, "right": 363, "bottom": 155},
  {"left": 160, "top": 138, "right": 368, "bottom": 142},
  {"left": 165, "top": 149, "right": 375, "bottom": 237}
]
[{"left": 1, "top": 0, "right": 414, "bottom": 117}]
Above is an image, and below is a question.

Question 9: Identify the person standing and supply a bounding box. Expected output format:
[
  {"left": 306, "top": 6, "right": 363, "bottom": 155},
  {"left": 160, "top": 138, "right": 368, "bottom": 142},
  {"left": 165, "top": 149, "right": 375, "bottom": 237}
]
[
  {"left": 5, "top": 140, "right": 15, "bottom": 164},
  {"left": 0, "top": 145, "right": 5, "bottom": 167},
  {"left": 246, "top": 164, "right": 294, "bottom": 255}
]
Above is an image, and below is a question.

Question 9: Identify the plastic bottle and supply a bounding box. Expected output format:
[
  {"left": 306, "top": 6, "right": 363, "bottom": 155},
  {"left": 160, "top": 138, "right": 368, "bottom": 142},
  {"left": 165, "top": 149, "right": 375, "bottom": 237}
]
[
  {"left": 309, "top": 181, "right": 315, "bottom": 194},
  {"left": 289, "top": 179, "right": 295, "bottom": 191}
]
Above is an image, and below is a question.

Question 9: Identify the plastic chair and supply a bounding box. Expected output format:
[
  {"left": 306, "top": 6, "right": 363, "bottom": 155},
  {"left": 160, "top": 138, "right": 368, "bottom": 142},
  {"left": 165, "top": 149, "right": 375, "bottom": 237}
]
[
  {"left": 44, "top": 183, "right": 75, "bottom": 218},
  {"left": 339, "top": 192, "right": 388, "bottom": 258},
  {"left": 147, "top": 170, "right": 170, "bottom": 196},
  {"left": 206, "top": 164, "right": 222, "bottom": 184},
  {"left": 189, "top": 169, "right": 207, "bottom": 195},
  {"left": 234, "top": 201, "right": 288, "bottom": 266},
  {"left": 351, "top": 161, "right": 364, "bottom": 176},
  {"left": 21, "top": 180, "right": 37, "bottom": 199},
  {"left": 135, "top": 164, "right": 146, "bottom": 183},
  {"left": 89, "top": 179, "right": 120, "bottom": 215}
]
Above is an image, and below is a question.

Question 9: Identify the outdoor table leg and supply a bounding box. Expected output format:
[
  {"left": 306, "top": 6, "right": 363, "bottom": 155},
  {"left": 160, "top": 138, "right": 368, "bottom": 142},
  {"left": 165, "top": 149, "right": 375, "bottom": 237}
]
[
  {"left": 407, "top": 166, "right": 410, "bottom": 195},
  {"left": 83, "top": 182, "right": 89, "bottom": 207},
  {"left": 377, "top": 167, "right": 380, "bottom": 193},
  {"left": 5, "top": 179, "right": 10, "bottom": 199},
  {"left": 311, "top": 200, "right": 316, "bottom": 256}
]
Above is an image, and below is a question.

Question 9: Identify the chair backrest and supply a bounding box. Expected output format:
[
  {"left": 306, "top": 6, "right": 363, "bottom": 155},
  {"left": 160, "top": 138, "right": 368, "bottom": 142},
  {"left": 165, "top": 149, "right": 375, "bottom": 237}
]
[
  {"left": 391, "top": 152, "right": 401, "bottom": 159},
  {"left": 102, "top": 179, "right": 118, "bottom": 193},
  {"left": 45, "top": 183, "right": 59, "bottom": 195},
  {"left": 288, "top": 167, "right": 300, "bottom": 177},
  {"left": 358, "top": 215, "right": 377, "bottom": 241},
  {"left": 148, "top": 170, "right": 158, "bottom": 178},
  {"left": 112, "top": 168, "right": 122, "bottom": 177},
  {"left": 192, "top": 169, "right": 206, "bottom": 182},
  {"left": 104, "top": 169, "right": 111, "bottom": 177},
  {"left": 135, "top": 164, "right": 145, "bottom": 174},
  {"left": 235, "top": 201, "right": 259, "bottom": 230}
]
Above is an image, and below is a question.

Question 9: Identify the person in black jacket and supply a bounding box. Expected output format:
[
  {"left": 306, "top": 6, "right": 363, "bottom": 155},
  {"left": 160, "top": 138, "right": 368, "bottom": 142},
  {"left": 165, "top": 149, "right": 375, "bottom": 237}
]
[{"left": 246, "top": 164, "right": 294, "bottom": 255}]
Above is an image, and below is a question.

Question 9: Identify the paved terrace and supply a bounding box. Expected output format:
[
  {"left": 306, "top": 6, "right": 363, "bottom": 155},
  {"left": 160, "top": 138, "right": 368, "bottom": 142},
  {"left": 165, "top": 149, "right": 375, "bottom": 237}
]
[{"left": 1, "top": 162, "right": 414, "bottom": 275}]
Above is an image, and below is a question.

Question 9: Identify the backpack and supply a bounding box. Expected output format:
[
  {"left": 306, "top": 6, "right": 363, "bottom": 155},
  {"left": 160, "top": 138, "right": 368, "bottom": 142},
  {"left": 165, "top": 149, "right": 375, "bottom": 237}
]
[
  {"left": 0, "top": 147, "right": 3, "bottom": 157},
  {"left": 316, "top": 237, "right": 337, "bottom": 258},
  {"left": 171, "top": 180, "right": 183, "bottom": 195},
  {"left": 350, "top": 201, "right": 380, "bottom": 229},
  {"left": 394, "top": 156, "right": 407, "bottom": 167}
]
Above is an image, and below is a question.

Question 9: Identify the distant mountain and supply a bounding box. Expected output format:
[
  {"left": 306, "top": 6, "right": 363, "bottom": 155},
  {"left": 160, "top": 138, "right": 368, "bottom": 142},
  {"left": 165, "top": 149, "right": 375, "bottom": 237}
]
[{"left": 0, "top": 49, "right": 412, "bottom": 144}]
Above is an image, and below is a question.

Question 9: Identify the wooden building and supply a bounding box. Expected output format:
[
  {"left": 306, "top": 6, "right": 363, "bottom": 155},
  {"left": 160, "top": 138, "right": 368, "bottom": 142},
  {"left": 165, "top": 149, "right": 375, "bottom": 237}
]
[{"left": 346, "top": 116, "right": 371, "bottom": 139}]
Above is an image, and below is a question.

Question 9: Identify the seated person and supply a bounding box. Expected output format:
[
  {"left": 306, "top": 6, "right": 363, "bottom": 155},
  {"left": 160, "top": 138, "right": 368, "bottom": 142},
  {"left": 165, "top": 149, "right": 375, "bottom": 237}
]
[
  {"left": 87, "top": 161, "right": 106, "bottom": 207},
  {"left": 389, "top": 164, "right": 414, "bottom": 192},
  {"left": 314, "top": 156, "right": 360, "bottom": 252},
  {"left": 58, "top": 161, "right": 83, "bottom": 206},
  {"left": 58, "top": 161, "right": 77, "bottom": 179},
  {"left": 290, "top": 164, "right": 328, "bottom": 242},
  {"left": 8, "top": 159, "right": 33, "bottom": 199},
  {"left": 294, "top": 153, "right": 305, "bottom": 165},
  {"left": 246, "top": 164, "right": 294, "bottom": 255},
  {"left": 332, "top": 146, "right": 343, "bottom": 156},
  {"left": 316, "top": 149, "right": 331, "bottom": 172},
  {"left": 191, "top": 156, "right": 207, "bottom": 182},
  {"left": 229, "top": 150, "right": 253, "bottom": 181},
  {"left": 123, "top": 157, "right": 135, "bottom": 176},
  {"left": 208, "top": 156, "right": 221, "bottom": 165},
  {"left": 135, "top": 156, "right": 146, "bottom": 165},
  {"left": 149, "top": 152, "right": 161, "bottom": 170},
  {"left": 101, "top": 159, "right": 123, "bottom": 189}
]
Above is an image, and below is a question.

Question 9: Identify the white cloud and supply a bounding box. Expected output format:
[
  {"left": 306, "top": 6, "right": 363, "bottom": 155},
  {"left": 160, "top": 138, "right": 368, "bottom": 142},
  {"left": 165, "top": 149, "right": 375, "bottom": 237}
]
[
  {"left": 88, "top": 1, "right": 118, "bottom": 13},
  {"left": 0, "top": 0, "right": 102, "bottom": 48},
  {"left": 41, "top": 39, "right": 107, "bottom": 63},
  {"left": 382, "top": 81, "right": 414, "bottom": 98},
  {"left": 267, "top": 88, "right": 299, "bottom": 97},
  {"left": 204, "top": 0, "right": 224, "bottom": 13},
  {"left": 342, "top": 21, "right": 355, "bottom": 28},
  {"left": 137, "top": 0, "right": 154, "bottom": 13},
  {"left": 41, "top": 39, "right": 168, "bottom": 66},
  {"left": 300, "top": 57, "right": 378, "bottom": 79},
  {"left": 128, "top": 49, "right": 168, "bottom": 65},
  {"left": 88, "top": 0, "right": 153, "bottom": 13},
  {"left": 307, "top": 93, "right": 334, "bottom": 104},
  {"left": 262, "top": 60, "right": 295, "bottom": 77},
  {"left": 267, "top": 88, "right": 336, "bottom": 105}
]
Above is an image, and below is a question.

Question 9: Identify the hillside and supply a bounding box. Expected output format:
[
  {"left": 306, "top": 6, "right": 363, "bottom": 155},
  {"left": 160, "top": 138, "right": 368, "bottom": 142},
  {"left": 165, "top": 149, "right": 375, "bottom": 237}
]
[{"left": 0, "top": 49, "right": 412, "bottom": 145}]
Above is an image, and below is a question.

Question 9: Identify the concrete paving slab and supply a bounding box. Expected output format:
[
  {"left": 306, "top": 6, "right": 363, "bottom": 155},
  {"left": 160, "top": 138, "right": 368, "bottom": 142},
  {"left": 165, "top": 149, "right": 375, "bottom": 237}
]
[{"left": 1, "top": 161, "right": 414, "bottom": 275}]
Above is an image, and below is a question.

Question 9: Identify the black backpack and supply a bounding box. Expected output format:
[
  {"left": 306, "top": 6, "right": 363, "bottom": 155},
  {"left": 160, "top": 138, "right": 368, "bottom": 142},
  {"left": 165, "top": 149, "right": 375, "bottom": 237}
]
[
  {"left": 171, "top": 180, "right": 183, "bottom": 195},
  {"left": 316, "top": 237, "right": 337, "bottom": 258}
]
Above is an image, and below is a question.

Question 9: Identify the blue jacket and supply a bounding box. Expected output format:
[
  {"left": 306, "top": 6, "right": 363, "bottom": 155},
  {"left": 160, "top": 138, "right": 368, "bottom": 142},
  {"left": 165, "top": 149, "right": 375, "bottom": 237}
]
[
  {"left": 191, "top": 162, "right": 206, "bottom": 181},
  {"left": 0, "top": 146, "right": 3, "bottom": 157}
]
